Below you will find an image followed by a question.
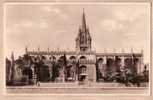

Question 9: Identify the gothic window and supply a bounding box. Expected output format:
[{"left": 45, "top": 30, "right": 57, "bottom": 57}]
[
  {"left": 79, "top": 56, "right": 86, "bottom": 63},
  {"left": 49, "top": 56, "right": 56, "bottom": 62},
  {"left": 106, "top": 58, "right": 114, "bottom": 72},
  {"left": 106, "top": 58, "right": 114, "bottom": 67},
  {"left": 97, "top": 58, "right": 103, "bottom": 70},
  {"left": 66, "top": 65, "right": 75, "bottom": 81},
  {"left": 98, "top": 58, "right": 103, "bottom": 63},
  {"left": 114, "top": 57, "right": 121, "bottom": 71},
  {"left": 69, "top": 56, "right": 76, "bottom": 63},
  {"left": 133, "top": 57, "right": 139, "bottom": 73},
  {"left": 133, "top": 58, "right": 139, "bottom": 64},
  {"left": 80, "top": 56, "right": 86, "bottom": 59},
  {"left": 79, "top": 65, "right": 87, "bottom": 74},
  {"left": 82, "top": 67, "right": 86, "bottom": 73},
  {"left": 124, "top": 58, "right": 132, "bottom": 68}
]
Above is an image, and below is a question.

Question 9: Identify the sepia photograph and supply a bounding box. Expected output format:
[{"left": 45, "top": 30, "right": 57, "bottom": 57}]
[{"left": 4, "top": 2, "right": 150, "bottom": 94}]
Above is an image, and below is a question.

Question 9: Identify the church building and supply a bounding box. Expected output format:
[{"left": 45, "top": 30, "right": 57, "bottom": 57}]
[{"left": 7, "top": 10, "right": 144, "bottom": 86}]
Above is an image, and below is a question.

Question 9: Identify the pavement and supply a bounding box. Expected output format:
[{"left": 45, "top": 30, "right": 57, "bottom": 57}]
[{"left": 5, "top": 82, "right": 149, "bottom": 94}]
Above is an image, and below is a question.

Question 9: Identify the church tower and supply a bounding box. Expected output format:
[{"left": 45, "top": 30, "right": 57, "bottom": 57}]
[{"left": 76, "top": 9, "right": 92, "bottom": 52}]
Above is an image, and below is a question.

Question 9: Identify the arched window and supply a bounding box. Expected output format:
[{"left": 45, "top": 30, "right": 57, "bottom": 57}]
[
  {"left": 56, "top": 55, "right": 67, "bottom": 68},
  {"left": 106, "top": 58, "right": 114, "bottom": 68},
  {"left": 124, "top": 58, "right": 132, "bottom": 68},
  {"left": 59, "top": 56, "right": 64, "bottom": 60},
  {"left": 98, "top": 58, "right": 103, "bottom": 63},
  {"left": 65, "top": 65, "right": 75, "bottom": 82},
  {"left": 69, "top": 56, "right": 76, "bottom": 60},
  {"left": 78, "top": 65, "right": 87, "bottom": 82},
  {"left": 79, "top": 56, "right": 86, "bottom": 63},
  {"left": 80, "top": 56, "right": 86, "bottom": 60},
  {"left": 49, "top": 56, "right": 56, "bottom": 62},
  {"left": 69, "top": 56, "right": 76, "bottom": 63}
]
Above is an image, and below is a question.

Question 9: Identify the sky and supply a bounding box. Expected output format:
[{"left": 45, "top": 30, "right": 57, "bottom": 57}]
[{"left": 4, "top": 3, "right": 150, "bottom": 64}]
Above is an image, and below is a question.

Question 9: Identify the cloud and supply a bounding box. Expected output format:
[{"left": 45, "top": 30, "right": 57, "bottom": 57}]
[
  {"left": 41, "top": 6, "right": 68, "bottom": 20},
  {"left": 21, "top": 20, "right": 49, "bottom": 29},
  {"left": 113, "top": 7, "right": 147, "bottom": 22},
  {"left": 100, "top": 19, "right": 123, "bottom": 33}
]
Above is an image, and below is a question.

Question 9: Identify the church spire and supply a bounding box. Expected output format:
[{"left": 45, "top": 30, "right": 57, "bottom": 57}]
[
  {"left": 76, "top": 9, "right": 92, "bottom": 52},
  {"left": 82, "top": 8, "right": 87, "bottom": 31}
]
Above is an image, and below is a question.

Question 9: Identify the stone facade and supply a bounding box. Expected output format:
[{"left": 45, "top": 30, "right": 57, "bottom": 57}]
[
  {"left": 24, "top": 10, "right": 144, "bottom": 85},
  {"left": 6, "top": 10, "right": 144, "bottom": 86}
]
